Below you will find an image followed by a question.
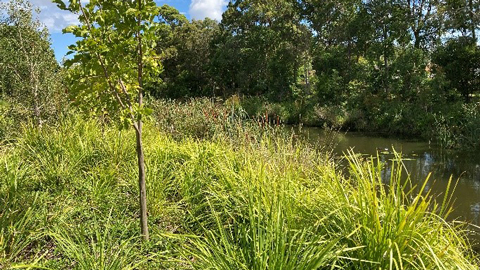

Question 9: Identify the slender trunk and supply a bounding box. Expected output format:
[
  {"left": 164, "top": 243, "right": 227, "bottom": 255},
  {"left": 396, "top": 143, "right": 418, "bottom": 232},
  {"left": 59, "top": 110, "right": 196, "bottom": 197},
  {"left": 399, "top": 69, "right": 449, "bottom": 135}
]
[
  {"left": 347, "top": 39, "right": 352, "bottom": 80},
  {"left": 17, "top": 25, "right": 42, "bottom": 127},
  {"left": 136, "top": 0, "right": 149, "bottom": 241},
  {"left": 469, "top": 0, "right": 476, "bottom": 41},
  {"left": 305, "top": 58, "right": 310, "bottom": 96},
  {"left": 383, "top": 23, "right": 389, "bottom": 93},
  {"left": 77, "top": 0, "right": 148, "bottom": 240},
  {"left": 30, "top": 59, "right": 41, "bottom": 127},
  {"left": 135, "top": 122, "right": 148, "bottom": 241},
  {"left": 414, "top": 31, "right": 420, "bottom": 48},
  {"left": 33, "top": 83, "right": 41, "bottom": 127}
]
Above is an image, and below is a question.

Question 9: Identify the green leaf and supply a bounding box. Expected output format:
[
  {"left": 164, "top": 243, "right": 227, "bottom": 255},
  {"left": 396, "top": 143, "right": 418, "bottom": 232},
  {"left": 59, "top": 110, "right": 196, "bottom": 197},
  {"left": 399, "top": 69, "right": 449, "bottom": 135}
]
[
  {"left": 52, "top": 0, "right": 67, "bottom": 11},
  {"left": 126, "top": 8, "right": 138, "bottom": 16},
  {"left": 63, "top": 25, "right": 77, "bottom": 34}
]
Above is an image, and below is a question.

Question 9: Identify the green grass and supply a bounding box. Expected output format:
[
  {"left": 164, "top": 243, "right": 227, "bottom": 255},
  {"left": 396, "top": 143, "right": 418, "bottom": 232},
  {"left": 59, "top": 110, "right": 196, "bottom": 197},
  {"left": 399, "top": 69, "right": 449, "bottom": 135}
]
[{"left": 0, "top": 108, "right": 477, "bottom": 269}]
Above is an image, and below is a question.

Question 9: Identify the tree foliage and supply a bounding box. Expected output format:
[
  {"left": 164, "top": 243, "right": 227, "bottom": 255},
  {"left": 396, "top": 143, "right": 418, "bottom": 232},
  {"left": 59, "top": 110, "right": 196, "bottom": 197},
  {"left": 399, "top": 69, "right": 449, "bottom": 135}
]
[
  {"left": 433, "top": 37, "right": 480, "bottom": 102},
  {"left": 56, "top": 0, "right": 161, "bottom": 127},
  {"left": 0, "top": 0, "right": 60, "bottom": 126},
  {"left": 153, "top": 6, "right": 219, "bottom": 98},
  {"left": 214, "top": 0, "right": 311, "bottom": 100}
]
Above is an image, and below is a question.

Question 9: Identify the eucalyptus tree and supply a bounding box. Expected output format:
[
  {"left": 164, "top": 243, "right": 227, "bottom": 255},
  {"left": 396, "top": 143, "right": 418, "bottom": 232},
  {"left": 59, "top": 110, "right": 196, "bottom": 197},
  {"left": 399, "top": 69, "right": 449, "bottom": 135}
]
[
  {"left": 432, "top": 36, "right": 480, "bottom": 102},
  {"left": 0, "top": 0, "right": 58, "bottom": 126},
  {"left": 401, "top": 0, "right": 444, "bottom": 49},
  {"left": 155, "top": 4, "right": 188, "bottom": 62},
  {"left": 377, "top": 0, "right": 444, "bottom": 101},
  {"left": 53, "top": 0, "right": 162, "bottom": 241},
  {"left": 301, "top": 0, "right": 365, "bottom": 49},
  {"left": 219, "top": 0, "right": 311, "bottom": 100},
  {"left": 442, "top": 0, "right": 480, "bottom": 40},
  {"left": 152, "top": 6, "right": 220, "bottom": 98},
  {"left": 165, "top": 18, "right": 220, "bottom": 98},
  {"left": 301, "top": 0, "right": 372, "bottom": 103}
]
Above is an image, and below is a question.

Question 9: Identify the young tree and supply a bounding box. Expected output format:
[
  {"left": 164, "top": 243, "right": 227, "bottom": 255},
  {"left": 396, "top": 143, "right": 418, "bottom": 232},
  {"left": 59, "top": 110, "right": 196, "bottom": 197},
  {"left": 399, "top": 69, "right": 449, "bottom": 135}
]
[
  {"left": 53, "top": 0, "right": 162, "bottom": 241},
  {"left": 0, "top": 0, "right": 59, "bottom": 126}
]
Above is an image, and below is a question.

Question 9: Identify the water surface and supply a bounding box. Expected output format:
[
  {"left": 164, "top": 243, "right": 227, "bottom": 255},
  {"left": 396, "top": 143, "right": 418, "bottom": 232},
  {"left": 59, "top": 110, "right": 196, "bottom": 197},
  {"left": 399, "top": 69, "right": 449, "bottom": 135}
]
[{"left": 295, "top": 127, "right": 480, "bottom": 243}]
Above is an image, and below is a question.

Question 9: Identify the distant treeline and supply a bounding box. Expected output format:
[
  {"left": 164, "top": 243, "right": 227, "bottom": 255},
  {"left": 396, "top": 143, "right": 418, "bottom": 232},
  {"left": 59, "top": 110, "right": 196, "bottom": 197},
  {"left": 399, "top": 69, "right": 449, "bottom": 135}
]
[
  {"left": 153, "top": 1, "right": 480, "bottom": 103},
  {"left": 152, "top": 1, "right": 480, "bottom": 149}
]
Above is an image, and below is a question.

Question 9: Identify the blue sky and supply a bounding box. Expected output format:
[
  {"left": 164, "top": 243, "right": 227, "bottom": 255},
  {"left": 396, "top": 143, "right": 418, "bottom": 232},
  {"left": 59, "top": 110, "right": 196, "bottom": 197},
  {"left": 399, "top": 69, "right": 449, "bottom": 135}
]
[{"left": 26, "top": 0, "right": 227, "bottom": 61}]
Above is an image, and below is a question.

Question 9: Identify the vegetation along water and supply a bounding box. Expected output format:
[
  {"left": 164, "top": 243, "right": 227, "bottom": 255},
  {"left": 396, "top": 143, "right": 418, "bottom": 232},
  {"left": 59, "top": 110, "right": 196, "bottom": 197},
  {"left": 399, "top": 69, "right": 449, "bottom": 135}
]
[
  {"left": 1, "top": 0, "right": 480, "bottom": 269},
  {"left": 297, "top": 127, "right": 480, "bottom": 244}
]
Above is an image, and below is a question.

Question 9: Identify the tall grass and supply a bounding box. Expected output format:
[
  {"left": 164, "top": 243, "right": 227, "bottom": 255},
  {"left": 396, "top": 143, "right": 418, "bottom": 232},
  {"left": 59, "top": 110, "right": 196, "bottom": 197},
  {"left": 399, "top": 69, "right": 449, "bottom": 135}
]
[
  {"left": 0, "top": 150, "right": 40, "bottom": 269},
  {"left": 50, "top": 214, "right": 146, "bottom": 270},
  {"left": 180, "top": 198, "right": 341, "bottom": 270},
  {"left": 333, "top": 151, "right": 474, "bottom": 269},
  {"left": 0, "top": 104, "right": 477, "bottom": 269}
]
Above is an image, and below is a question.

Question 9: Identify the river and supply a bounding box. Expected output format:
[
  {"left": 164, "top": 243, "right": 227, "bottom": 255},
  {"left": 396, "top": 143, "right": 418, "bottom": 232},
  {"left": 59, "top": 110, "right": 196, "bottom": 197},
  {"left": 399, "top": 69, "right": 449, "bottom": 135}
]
[{"left": 294, "top": 127, "right": 480, "bottom": 246}]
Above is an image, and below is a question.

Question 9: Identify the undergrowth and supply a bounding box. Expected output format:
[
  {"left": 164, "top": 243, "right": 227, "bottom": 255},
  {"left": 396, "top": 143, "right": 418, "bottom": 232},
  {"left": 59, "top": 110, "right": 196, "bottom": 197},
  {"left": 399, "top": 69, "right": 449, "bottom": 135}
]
[{"left": 0, "top": 111, "right": 477, "bottom": 269}]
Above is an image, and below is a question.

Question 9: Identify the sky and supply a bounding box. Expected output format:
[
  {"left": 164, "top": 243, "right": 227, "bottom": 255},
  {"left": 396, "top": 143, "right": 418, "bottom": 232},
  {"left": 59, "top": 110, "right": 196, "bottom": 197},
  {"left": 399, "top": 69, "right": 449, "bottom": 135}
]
[{"left": 24, "top": 0, "right": 228, "bottom": 61}]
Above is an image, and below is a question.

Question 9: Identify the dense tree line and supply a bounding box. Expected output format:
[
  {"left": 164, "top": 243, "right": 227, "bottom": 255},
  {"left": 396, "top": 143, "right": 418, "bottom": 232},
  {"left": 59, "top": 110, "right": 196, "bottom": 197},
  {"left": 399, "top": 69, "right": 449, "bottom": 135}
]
[
  {"left": 149, "top": 0, "right": 480, "bottom": 147},
  {"left": 1, "top": 2, "right": 480, "bottom": 268},
  {"left": 153, "top": 0, "right": 479, "bottom": 102}
]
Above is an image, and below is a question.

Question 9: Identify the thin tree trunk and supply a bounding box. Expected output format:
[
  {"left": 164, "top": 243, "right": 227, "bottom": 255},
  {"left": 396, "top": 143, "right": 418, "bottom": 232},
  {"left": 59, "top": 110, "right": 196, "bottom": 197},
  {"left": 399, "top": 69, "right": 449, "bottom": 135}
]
[
  {"left": 136, "top": 0, "right": 149, "bottom": 242},
  {"left": 77, "top": 0, "right": 149, "bottom": 240},
  {"left": 33, "top": 83, "right": 41, "bottom": 127},
  {"left": 383, "top": 24, "right": 389, "bottom": 93},
  {"left": 135, "top": 122, "right": 148, "bottom": 241},
  {"left": 414, "top": 31, "right": 420, "bottom": 48},
  {"left": 20, "top": 27, "right": 42, "bottom": 127},
  {"left": 305, "top": 57, "right": 310, "bottom": 96},
  {"left": 469, "top": 0, "right": 476, "bottom": 41},
  {"left": 29, "top": 56, "right": 41, "bottom": 127}
]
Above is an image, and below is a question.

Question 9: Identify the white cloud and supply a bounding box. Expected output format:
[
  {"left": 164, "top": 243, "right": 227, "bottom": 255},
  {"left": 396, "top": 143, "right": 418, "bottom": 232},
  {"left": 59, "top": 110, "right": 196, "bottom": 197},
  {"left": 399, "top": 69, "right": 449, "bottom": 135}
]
[
  {"left": 39, "top": 11, "right": 81, "bottom": 33},
  {"left": 29, "top": 0, "right": 164, "bottom": 33},
  {"left": 189, "top": 0, "right": 226, "bottom": 21},
  {"left": 30, "top": 0, "right": 81, "bottom": 33},
  {"left": 6, "top": 0, "right": 225, "bottom": 33}
]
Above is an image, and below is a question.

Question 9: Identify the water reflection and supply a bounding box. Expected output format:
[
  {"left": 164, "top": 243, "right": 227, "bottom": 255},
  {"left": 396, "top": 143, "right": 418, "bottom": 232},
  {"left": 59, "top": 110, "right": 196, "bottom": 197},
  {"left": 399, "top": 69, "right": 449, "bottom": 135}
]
[{"left": 294, "top": 127, "right": 480, "bottom": 242}]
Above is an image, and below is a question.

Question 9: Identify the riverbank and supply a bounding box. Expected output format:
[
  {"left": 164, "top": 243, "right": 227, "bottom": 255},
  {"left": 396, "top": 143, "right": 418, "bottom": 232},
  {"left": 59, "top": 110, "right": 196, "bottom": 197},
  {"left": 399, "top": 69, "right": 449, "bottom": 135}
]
[
  {"left": 230, "top": 96, "right": 480, "bottom": 151},
  {"left": 1, "top": 110, "right": 478, "bottom": 269}
]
